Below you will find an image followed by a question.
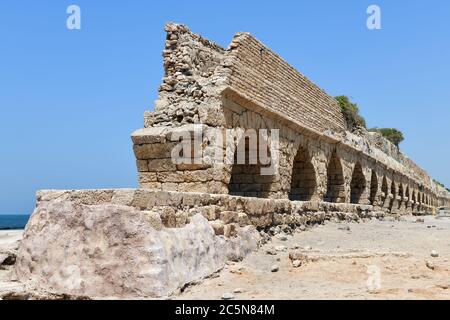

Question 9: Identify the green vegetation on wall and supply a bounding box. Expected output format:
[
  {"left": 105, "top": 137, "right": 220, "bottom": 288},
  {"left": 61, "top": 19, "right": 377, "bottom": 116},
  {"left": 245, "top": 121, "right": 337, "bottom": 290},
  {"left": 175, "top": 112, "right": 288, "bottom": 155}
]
[
  {"left": 369, "top": 128, "right": 405, "bottom": 148},
  {"left": 434, "top": 179, "right": 445, "bottom": 188},
  {"left": 335, "top": 95, "right": 405, "bottom": 148},
  {"left": 434, "top": 179, "right": 450, "bottom": 193},
  {"left": 335, "top": 95, "right": 366, "bottom": 131}
]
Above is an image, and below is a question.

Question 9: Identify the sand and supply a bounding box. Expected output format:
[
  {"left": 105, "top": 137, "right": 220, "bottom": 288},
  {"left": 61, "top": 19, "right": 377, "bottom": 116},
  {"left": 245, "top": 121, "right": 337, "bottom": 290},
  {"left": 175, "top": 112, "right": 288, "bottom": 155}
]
[
  {"left": 0, "top": 230, "right": 23, "bottom": 251},
  {"left": 178, "top": 215, "right": 450, "bottom": 300}
]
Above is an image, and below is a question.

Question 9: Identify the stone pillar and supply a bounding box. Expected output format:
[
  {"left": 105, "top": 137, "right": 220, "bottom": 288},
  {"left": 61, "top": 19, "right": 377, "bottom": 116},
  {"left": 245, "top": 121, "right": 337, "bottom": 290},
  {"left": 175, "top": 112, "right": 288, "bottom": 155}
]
[
  {"left": 341, "top": 157, "right": 354, "bottom": 204},
  {"left": 311, "top": 151, "right": 328, "bottom": 202},
  {"left": 372, "top": 171, "right": 384, "bottom": 210},
  {"left": 382, "top": 176, "right": 392, "bottom": 211},
  {"left": 398, "top": 181, "right": 407, "bottom": 214},
  {"left": 389, "top": 178, "right": 398, "bottom": 214},
  {"left": 360, "top": 165, "right": 372, "bottom": 205}
]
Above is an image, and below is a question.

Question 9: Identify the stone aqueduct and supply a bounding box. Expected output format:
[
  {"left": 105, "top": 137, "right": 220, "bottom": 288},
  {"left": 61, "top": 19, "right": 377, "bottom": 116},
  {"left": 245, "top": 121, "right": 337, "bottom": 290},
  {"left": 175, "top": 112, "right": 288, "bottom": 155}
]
[{"left": 132, "top": 23, "right": 450, "bottom": 213}]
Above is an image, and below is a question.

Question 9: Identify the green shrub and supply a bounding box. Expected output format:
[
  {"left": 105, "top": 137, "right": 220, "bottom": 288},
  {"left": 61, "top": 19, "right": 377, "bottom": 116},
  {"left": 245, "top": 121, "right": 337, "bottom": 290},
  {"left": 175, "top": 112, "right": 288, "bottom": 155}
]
[
  {"left": 434, "top": 179, "right": 445, "bottom": 188},
  {"left": 370, "top": 127, "right": 404, "bottom": 147},
  {"left": 335, "top": 95, "right": 366, "bottom": 131}
]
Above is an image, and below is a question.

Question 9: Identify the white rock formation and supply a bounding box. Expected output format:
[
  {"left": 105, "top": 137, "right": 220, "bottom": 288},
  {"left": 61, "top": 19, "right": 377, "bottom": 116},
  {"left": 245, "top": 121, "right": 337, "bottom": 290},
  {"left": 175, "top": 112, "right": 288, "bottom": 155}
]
[{"left": 14, "top": 200, "right": 260, "bottom": 298}]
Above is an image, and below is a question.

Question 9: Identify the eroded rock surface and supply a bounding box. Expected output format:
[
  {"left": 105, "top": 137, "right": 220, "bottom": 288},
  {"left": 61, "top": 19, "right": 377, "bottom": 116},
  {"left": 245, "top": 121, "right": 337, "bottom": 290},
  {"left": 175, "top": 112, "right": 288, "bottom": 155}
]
[{"left": 14, "top": 200, "right": 260, "bottom": 298}]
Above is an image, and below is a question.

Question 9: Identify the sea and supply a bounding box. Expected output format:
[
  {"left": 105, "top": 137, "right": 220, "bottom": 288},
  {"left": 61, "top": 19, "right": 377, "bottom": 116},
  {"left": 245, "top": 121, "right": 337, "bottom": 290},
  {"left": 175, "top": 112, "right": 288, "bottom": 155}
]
[{"left": 0, "top": 215, "right": 30, "bottom": 230}]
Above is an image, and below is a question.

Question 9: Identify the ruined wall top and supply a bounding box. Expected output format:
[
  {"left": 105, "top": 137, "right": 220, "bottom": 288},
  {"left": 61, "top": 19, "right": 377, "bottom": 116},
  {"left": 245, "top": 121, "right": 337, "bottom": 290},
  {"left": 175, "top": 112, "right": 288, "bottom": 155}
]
[
  {"left": 147, "top": 23, "right": 346, "bottom": 134},
  {"left": 226, "top": 32, "right": 347, "bottom": 134}
]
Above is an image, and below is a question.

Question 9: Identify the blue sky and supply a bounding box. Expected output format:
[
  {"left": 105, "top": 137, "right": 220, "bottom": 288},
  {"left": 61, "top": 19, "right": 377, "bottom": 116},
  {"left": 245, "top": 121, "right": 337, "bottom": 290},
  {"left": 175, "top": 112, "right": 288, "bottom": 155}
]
[{"left": 1, "top": 0, "right": 449, "bottom": 215}]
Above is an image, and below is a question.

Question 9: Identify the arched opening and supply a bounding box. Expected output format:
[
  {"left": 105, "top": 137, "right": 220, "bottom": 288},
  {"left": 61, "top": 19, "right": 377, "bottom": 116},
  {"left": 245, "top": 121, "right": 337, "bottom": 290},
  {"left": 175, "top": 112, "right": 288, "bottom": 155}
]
[
  {"left": 228, "top": 131, "right": 276, "bottom": 198},
  {"left": 398, "top": 184, "right": 404, "bottom": 209},
  {"left": 369, "top": 170, "right": 378, "bottom": 205},
  {"left": 325, "top": 152, "right": 345, "bottom": 203},
  {"left": 389, "top": 181, "right": 396, "bottom": 210},
  {"left": 289, "top": 147, "right": 316, "bottom": 201},
  {"left": 412, "top": 189, "right": 416, "bottom": 204},
  {"left": 350, "top": 162, "right": 366, "bottom": 204}
]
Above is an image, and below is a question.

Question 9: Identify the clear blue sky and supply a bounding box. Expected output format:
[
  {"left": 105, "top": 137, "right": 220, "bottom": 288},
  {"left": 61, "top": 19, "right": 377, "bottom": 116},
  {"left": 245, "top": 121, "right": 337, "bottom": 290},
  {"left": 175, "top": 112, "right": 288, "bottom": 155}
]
[{"left": 1, "top": 0, "right": 449, "bottom": 215}]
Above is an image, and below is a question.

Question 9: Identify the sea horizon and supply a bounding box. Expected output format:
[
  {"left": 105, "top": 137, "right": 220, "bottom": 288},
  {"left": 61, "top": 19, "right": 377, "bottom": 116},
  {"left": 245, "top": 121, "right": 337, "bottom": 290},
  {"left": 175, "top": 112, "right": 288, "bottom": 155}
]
[{"left": 0, "top": 214, "right": 30, "bottom": 230}]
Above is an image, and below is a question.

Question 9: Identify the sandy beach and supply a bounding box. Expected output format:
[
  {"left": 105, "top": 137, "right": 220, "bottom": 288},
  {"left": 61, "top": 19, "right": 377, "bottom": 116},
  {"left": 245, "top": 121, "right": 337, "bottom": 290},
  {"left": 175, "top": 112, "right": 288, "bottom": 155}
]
[
  {"left": 0, "top": 230, "right": 23, "bottom": 250},
  {"left": 178, "top": 215, "right": 450, "bottom": 300},
  {"left": 2, "top": 215, "right": 450, "bottom": 299},
  {"left": 0, "top": 230, "right": 23, "bottom": 298}
]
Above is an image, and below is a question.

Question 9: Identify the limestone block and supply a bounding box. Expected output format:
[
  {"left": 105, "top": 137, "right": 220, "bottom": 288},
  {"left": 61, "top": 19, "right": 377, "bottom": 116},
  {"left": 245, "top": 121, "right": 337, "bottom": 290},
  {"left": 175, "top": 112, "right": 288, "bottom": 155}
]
[
  {"left": 131, "top": 127, "right": 168, "bottom": 145},
  {"left": 224, "top": 224, "right": 237, "bottom": 238},
  {"left": 139, "top": 172, "right": 158, "bottom": 183},
  {"left": 176, "top": 163, "right": 211, "bottom": 171},
  {"left": 141, "top": 211, "right": 164, "bottom": 231},
  {"left": 184, "top": 170, "right": 212, "bottom": 182},
  {"left": 220, "top": 211, "right": 238, "bottom": 224},
  {"left": 207, "top": 181, "right": 228, "bottom": 194},
  {"left": 159, "top": 207, "right": 177, "bottom": 228},
  {"left": 196, "top": 206, "right": 220, "bottom": 221},
  {"left": 136, "top": 160, "right": 149, "bottom": 172},
  {"left": 237, "top": 212, "right": 251, "bottom": 226},
  {"left": 111, "top": 189, "right": 136, "bottom": 207},
  {"left": 15, "top": 201, "right": 260, "bottom": 298},
  {"left": 210, "top": 220, "right": 225, "bottom": 235},
  {"left": 147, "top": 159, "right": 177, "bottom": 172},
  {"left": 157, "top": 172, "right": 185, "bottom": 183},
  {"left": 133, "top": 143, "right": 175, "bottom": 160},
  {"left": 178, "top": 182, "right": 209, "bottom": 193},
  {"left": 161, "top": 183, "right": 178, "bottom": 192},
  {"left": 140, "top": 182, "right": 162, "bottom": 190}
]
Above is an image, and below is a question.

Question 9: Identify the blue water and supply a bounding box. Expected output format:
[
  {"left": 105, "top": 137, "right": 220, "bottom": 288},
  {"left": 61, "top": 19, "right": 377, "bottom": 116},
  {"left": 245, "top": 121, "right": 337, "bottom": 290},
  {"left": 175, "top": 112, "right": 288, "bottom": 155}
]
[{"left": 0, "top": 215, "right": 30, "bottom": 230}]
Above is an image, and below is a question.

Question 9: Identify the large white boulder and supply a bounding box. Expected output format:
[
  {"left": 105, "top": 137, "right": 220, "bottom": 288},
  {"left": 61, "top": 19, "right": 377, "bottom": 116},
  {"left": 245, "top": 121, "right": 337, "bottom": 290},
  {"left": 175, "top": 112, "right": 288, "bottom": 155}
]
[{"left": 14, "top": 199, "right": 260, "bottom": 298}]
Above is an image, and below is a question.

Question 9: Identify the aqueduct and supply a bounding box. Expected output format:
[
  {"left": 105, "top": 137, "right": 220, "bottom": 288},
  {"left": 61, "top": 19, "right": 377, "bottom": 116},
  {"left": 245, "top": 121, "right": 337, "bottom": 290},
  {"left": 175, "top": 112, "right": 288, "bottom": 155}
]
[{"left": 132, "top": 23, "right": 450, "bottom": 214}]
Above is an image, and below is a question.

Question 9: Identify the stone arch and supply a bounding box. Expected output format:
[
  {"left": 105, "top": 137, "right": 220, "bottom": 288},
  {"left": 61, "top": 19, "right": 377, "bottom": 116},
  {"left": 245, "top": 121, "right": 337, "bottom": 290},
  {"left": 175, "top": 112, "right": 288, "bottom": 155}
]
[
  {"left": 325, "top": 152, "right": 345, "bottom": 203},
  {"left": 350, "top": 162, "right": 366, "bottom": 204},
  {"left": 369, "top": 170, "right": 378, "bottom": 205},
  {"left": 289, "top": 146, "right": 316, "bottom": 201},
  {"left": 228, "top": 130, "right": 276, "bottom": 198}
]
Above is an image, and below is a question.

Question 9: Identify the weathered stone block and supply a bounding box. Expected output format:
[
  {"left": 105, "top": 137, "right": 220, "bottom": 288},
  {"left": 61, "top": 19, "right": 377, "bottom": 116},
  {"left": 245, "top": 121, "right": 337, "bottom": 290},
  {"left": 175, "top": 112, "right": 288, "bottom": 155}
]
[
  {"left": 133, "top": 143, "right": 174, "bottom": 160},
  {"left": 147, "top": 159, "right": 176, "bottom": 172},
  {"left": 220, "top": 211, "right": 238, "bottom": 224},
  {"left": 131, "top": 127, "right": 168, "bottom": 144}
]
